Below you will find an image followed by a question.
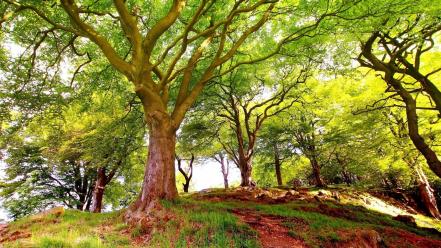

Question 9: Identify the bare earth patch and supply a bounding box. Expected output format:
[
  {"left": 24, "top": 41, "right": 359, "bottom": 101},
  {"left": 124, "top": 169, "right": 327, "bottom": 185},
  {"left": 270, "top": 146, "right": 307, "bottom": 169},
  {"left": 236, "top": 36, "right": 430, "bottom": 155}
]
[
  {"left": 0, "top": 224, "right": 31, "bottom": 243},
  {"left": 231, "top": 209, "right": 308, "bottom": 248}
]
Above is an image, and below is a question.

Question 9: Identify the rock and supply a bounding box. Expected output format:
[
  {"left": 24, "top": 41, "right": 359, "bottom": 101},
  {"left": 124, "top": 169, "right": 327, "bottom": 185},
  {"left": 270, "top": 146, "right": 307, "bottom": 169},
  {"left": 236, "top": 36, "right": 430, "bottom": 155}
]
[
  {"left": 286, "top": 190, "right": 299, "bottom": 197},
  {"left": 291, "top": 179, "right": 303, "bottom": 188},
  {"left": 314, "top": 195, "right": 322, "bottom": 202},
  {"left": 364, "top": 198, "right": 371, "bottom": 205},
  {"left": 332, "top": 191, "right": 340, "bottom": 201},
  {"left": 335, "top": 229, "right": 385, "bottom": 248},
  {"left": 392, "top": 215, "right": 417, "bottom": 227}
]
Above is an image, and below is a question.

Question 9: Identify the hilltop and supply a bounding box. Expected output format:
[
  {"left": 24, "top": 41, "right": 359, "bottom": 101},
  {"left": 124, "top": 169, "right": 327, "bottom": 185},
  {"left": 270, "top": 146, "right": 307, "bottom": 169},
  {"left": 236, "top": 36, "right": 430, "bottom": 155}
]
[{"left": 1, "top": 187, "right": 441, "bottom": 248}]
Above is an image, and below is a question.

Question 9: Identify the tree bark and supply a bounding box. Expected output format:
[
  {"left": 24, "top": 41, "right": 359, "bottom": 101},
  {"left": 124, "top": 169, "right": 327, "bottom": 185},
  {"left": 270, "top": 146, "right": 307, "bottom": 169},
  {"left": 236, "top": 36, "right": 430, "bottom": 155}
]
[
  {"left": 125, "top": 113, "right": 178, "bottom": 223},
  {"left": 386, "top": 74, "right": 441, "bottom": 178},
  {"left": 177, "top": 154, "right": 194, "bottom": 193},
  {"left": 214, "top": 154, "right": 229, "bottom": 189},
  {"left": 359, "top": 34, "right": 441, "bottom": 179},
  {"left": 274, "top": 144, "right": 283, "bottom": 186},
  {"left": 91, "top": 167, "right": 106, "bottom": 213},
  {"left": 239, "top": 158, "right": 254, "bottom": 187},
  {"left": 311, "top": 157, "right": 325, "bottom": 187},
  {"left": 415, "top": 166, "right": 441, "bottom": 219},
  {"left": 222, "top": 159, "right": 229, "bottom": 189}
]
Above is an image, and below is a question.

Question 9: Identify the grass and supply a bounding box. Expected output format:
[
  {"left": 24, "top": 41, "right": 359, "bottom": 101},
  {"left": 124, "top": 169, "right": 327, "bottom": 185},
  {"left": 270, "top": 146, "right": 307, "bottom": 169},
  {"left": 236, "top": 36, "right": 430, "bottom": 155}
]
[
  {"left": 151, "top": 199, "right": 259, "bottom": 248},
  {"left": 4, "top": 210, "right": 126, "bottom": 248},
  {"left": 2, "top": 188, "right": 441, "bottom": 247}
]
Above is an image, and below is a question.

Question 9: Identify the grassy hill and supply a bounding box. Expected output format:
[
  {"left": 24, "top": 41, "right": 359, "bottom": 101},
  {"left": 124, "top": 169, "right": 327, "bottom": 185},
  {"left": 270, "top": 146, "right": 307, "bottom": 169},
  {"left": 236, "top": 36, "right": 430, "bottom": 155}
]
[{"left": 1, "top": 187, "right": 441, "bottom": 248}]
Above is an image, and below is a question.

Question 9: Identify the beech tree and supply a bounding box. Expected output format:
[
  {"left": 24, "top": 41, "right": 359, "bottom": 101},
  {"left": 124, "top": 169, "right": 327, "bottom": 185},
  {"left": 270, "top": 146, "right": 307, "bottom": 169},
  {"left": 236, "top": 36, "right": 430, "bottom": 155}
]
[
  {"left": 213, "top": 152, "right": 231, "bottom": 189},
  {"left": 176, "top": 154, "right": 194, "bottom": 193},
  {"left": 213, "top": 65, "right": 306, "bottom": 186},
  {"left": 0, "top": 0, "right": 400, "bottom": 223},
  {"left": 358, "top": 15, "right": 441, "bottom": 178}
]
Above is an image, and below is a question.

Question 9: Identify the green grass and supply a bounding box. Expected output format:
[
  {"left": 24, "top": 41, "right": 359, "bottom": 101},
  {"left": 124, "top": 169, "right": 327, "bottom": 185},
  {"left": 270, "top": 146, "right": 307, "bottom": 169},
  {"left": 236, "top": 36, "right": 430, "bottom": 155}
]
[
  {"left": 4, "top": 210, "right": 125, "bottom": 248},
  {"left": 152, "top": 199, "right": 259, "bottom": 248},
  {"left": 3, "top": 188, "right": 441, "bottom": 248}
]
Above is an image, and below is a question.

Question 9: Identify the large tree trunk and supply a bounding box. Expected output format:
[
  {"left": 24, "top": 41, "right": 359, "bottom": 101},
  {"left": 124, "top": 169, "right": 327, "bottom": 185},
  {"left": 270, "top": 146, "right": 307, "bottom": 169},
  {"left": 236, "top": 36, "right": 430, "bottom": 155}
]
[
  {"left": 311, "top": 157, "right": 325, "bottom": 187},
  {"left": 125, "top": 114, "right": 178, "bottom": 223},
  {"left": 91, "top": 167, "right": 106, "bottom": 213},
  {"left": 415, "top": 166, "right": 441, "bottom": 219},
  {"left": 239, "top": 158, "right": 254, "bottom": 187},
  {"left": 274, "top": 144, "right": 283, "bottom": 186}
]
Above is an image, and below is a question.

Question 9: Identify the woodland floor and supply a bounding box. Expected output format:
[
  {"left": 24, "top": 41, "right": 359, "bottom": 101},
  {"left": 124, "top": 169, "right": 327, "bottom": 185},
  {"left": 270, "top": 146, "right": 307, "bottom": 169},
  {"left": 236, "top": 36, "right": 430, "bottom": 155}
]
[{"left": 2, "top": 186, "right": 441, "bottom": 247}]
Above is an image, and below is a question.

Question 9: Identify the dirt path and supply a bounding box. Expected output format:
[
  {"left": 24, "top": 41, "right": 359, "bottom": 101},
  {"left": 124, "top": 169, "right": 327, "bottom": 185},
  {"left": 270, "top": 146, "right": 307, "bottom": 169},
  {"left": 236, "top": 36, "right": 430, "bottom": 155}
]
[{"left": 231, "top": 209, "right": 308, "bottom": 248}]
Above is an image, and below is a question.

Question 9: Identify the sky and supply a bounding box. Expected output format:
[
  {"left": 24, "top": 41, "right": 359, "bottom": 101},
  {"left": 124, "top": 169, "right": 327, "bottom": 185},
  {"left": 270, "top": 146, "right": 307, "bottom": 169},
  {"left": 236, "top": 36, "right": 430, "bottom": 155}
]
[
  {"left": 0, "top": 157, "right": 241, "bottom": 222},
  {"left": 191, "top": 160, "right": 241, "bottom": 191},
  {"left": 0, "top": 41, "right": 244, "bottom": 222}
]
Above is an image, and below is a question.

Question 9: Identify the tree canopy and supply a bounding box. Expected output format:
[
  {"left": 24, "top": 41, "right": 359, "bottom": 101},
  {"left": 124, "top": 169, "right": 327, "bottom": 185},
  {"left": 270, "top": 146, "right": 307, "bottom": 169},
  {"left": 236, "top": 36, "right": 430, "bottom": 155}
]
[{"left": 1, "top": 0, "right": 441, "bottom": 228}]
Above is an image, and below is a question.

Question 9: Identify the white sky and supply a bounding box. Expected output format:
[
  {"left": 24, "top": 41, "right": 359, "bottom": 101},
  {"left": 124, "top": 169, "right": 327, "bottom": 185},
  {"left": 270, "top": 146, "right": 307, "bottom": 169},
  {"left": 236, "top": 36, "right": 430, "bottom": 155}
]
[
  {"left": 0, "top": 158, "right": 241, "bottom": 221},
  {"left": 0, "top": 38, "right": 243, "bottom": 222},
  {"left": 191, "top": 160, "right": 241, "bottom": 191}
]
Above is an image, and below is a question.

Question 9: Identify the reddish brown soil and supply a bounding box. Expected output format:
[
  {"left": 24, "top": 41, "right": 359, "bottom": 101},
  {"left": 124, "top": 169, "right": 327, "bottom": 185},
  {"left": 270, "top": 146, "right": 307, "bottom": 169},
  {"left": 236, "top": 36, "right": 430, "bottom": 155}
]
[
  {"left": 382, "top": 227, "right": 441, "bottom": 248},
  {"left": 195, "top": 188, "right": 306, "bottom": 204},
  {"left": 329, "top": 229, "right": 384, "bottom": 248},
  {"left": 231, "top": 209, "right": 308, "bottom": 248},
  {"left": 299, "top": 203, "right": 358, "bottom": 221},
  {"left": 0, "top": 224, "right": 31, "bottom": 243}
]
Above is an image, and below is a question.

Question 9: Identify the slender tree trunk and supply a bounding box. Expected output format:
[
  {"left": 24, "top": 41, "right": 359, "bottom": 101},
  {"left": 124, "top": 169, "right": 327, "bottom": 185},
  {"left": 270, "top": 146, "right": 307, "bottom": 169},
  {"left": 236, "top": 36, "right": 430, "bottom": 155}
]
[
  {"left": 274, "top": 144, "right": 283, "bottom": 186},
  {"left": 221, "top": 157, "right": 229, "bottom": 189},
  {"left": 177, "top": 154, "right": 194, "bottom": 193},
  {"left": 310, "top": 157, "right": 325, "bottom": 187},
  {"left": 85, "top": 184, "right": 94, "bottom": 211},
  {"left": 415, "top": 166, "right": 441, "bottom": 219},
  {"left": 223, "top": 173, "right": 229, "bottom": 189},
  {"left": 342, "top": 170, "right": 352, "bottom": 186},
  {"left": 215, "top": 154, "right": 230, "bottom": 189},
  {"left": 91, "top": 167, "right": 106, "bottom": 213},
  {"left": 125, "top": 114, "right": 178, "bottom": 222}
]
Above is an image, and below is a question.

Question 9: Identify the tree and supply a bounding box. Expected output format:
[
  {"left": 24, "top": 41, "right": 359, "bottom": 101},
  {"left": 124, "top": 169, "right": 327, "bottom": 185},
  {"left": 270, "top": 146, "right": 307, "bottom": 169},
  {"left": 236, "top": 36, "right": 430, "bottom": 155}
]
[
  {"left": 176, "top": 154, "right": 194, "bottom": 193},
  {"left": 0, "top": 90, "right": 144, "bottom": 216},
  {"left": 256, "top": 119, "right": 294, "bottom": 186},
  {"left": 213, "top": 152, "right": 231, "bottom": 189},
  {"left": 213, "top": 65, "right": 306, "bottom": 186},
  {"left": 358, "top": 14, "right": 441, "bottom": 178},
  {"left": 383, "top": 110, "right": 441, "bottom": 218},
  {"left": 1, "top": 0, "right": 405, "bottom": 222}
]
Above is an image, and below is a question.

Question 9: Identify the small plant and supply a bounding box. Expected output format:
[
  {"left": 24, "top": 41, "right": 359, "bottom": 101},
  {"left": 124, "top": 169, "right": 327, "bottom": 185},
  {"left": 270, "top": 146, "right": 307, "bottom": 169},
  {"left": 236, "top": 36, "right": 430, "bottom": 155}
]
[
  {"left": 130, "top": 225, "right": 148, "bottom": 238},
  {"left": 329, "top": 232, "right": 341, "bottom": 242},
  {"left": 287, "top": 230, "right": 302, "bottom": 240},
  {"left": 37, "top": 237, "right": 71, "bottom": 248}
]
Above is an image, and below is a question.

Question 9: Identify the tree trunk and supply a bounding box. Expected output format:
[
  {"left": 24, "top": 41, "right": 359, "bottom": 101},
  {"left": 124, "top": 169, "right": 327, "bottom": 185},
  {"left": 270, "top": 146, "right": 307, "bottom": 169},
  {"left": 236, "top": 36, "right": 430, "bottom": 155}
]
[
  {"left": 342, "top": 170, "right": 352, "bottom": 186},
  {"left": 415, "top": 166, "right": 441, "bottom": 219},
  {"left": 125, "top": 115, "right": 178, "bottom": 223},
  {"left": 182, "top": 182, "right": 189, "bottom": 193},
  {"left": 311, "top": 158, "right": 325, "bottom": 187},
  {"left": 177, "top": 154, "right": 194, "bottom": 193},
  {"left": 91, "top": 167, "right": 106, "bottom": 213},
  {"left": 223, "top": 173, "right": 229, "bottom": 189},
  {"left": 221, "top": 156, "right": 229, "bottom": 189},
  {"left": 239, "top": 158, "right": 254, "bottom": 187},
  {"left": 274, "top": 144, "right": 283, "bottom": 186},
  {"left": 387, "top": 74, "right": 441, "bottom": 178},
  {"left": 215, "top": 154, "right": 230, "bottom": 189}
]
